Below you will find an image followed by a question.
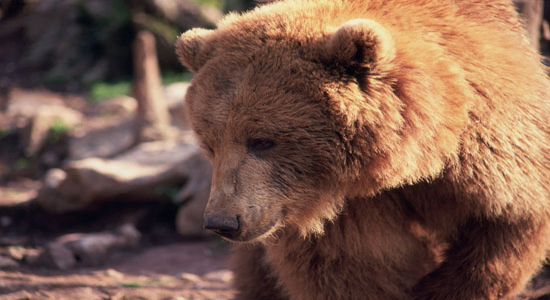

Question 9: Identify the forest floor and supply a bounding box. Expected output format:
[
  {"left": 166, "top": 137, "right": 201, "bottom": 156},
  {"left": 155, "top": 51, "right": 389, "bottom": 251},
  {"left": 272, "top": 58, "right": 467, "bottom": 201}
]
[
  {"left": 0, "top": 85, "right": 236, "bottom": 299},
  {"left": 0, "top": 180, "right": 235, "bottom": 300}
]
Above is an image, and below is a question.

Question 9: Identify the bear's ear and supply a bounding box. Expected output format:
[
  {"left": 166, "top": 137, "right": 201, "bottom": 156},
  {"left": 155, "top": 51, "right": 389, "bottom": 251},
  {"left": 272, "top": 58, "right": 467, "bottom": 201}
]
[
  {"left": 325, "top": 19, "right": 395, "bottom": 75},
  {"left": 175, "top": 28, "right": 215, "bottom": 73}
]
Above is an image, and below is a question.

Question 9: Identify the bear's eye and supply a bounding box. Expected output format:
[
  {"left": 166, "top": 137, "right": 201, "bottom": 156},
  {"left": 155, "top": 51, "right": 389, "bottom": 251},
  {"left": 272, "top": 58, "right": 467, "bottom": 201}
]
[
  {"left": 247, "top": 138, "right": 276, "bottom": 153},
  {"left": 201, "top": 143, "right": 215, "bottom": 157}
]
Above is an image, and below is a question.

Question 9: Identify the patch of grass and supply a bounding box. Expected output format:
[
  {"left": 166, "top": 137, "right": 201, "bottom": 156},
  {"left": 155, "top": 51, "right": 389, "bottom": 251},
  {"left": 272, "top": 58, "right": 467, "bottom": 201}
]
[
  {"left": 120, "top": 282, "right": 143, "bottom": 288},
  {"left": 194, "top": 0, "right": 225, "bottom": 10},
  {"left": 48, "top": 119, "right": 70, "bottom": 143},
  {"left": 149, "top": 18, "right": 180, "bottom": 44},
  {"left": 118, "top": 277, "right": 174, "bottom": 288},
  {"left": 89, "top": 80, "right": 132, "bottom": 102},
  {"left": 89, "top": 72, "right": 192, "bottom": 102},
  {"left": 15, "top": 158, "right": 32, "bottom": 171},
  {"left": 50, "top": 119, "right": 70, "bottom": 135},
  {"left": 43, "top": 73, "right": 68, "bottom": 88},
  {"left": 162, "top": 72, "right": 193, "bottom": 85}
]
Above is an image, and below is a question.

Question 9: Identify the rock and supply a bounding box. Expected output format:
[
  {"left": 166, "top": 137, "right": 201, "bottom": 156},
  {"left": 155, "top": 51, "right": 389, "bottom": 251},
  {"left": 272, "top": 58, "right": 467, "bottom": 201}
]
[
  {"left": 0, "top": 255, "right": 19, "bottom": 269},
  {"left": 57, "top": 224, "right": 141, "bottom": 265},
  {"left": 37, "top": 224, "right": 141, "bottom": 269},
  {"left": 22, "top": 248, "right": 45, "bottom": 266},
  {"left": 93, "top": 95, "right": 137, "bottom": 116},
  {"left": 203, "top": 270, "right": 234, "bottom": 283},
  {"left": 7, "top": 89, "right": 84, "bottom": 126},
  {"left": 4, "top": 246, "right": 41, "bottom": 265},
  {"left": 21, "top": 111, "right": 54, "bottom": 156},
  {"left": 180, "top": 272, "right": 202, "bottom": 284},
  {"left": 164, "top": 82, "right": 190, "bottom": 109},
  {"left": 42, "top": 168, "right": 67, "bottom": 189},
  {"left": 0, "top": 180, "right": 40, "bottom": 206},
  {"left": 41, "top": 242, "right": 76, "bottom": 270},
  {"left": 7, "top": 88, "right": 64, "bottom": 109},
  {"left": 104, "top": 268, "right": 126, "bottom": 280},
  {"left": 68, "top": 118, "right": 135, "bottom": 160},
  {"left": 5, "top": 246, "right": 25, "bottom": 261},
  {"left": 164, "top": 82, "right": 191, "bottom": 129},
  {"left": 175, "top": 153, "right": 212, "bottom": 237},
  {"left": 175, "top": 194, "right": 210, "bottom": 237},
  {"left": 7, "top": 88, "right": 84, "bottom": 155},
  {"left": 116, "top": 223, "right": 141, "bottom": 245},
  {"left": 36, "top": 139, "right": 209, "bottom": 213}
]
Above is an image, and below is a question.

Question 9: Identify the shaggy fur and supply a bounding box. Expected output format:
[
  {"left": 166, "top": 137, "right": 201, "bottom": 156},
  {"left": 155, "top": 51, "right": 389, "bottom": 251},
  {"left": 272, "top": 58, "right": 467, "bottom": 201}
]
[{"left": 176, "top": 0, "right": 550, "bottom": 299}]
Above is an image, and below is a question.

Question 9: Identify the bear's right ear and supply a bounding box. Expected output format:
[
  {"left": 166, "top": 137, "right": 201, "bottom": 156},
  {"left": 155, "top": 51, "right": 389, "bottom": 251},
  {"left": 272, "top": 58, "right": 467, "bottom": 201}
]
[
  {"left": 325, "top": 19, "right": 395, "bottom": 76},
  {"left": 175, "top": 28, "right": 215, "bottom": 73}
]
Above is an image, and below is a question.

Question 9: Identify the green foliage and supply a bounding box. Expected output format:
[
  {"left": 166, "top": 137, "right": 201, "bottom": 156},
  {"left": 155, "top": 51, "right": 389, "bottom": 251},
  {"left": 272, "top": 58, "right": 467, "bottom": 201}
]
[
  {"left": 194, "top": 0, "right": 225, "bottom": 10},
  {"left": 119, "top": 282, "right": 142, "bottom": 288},
  {"left": 15, "top": 158, "right": 31, "bottom": 171},
  {"left": 89, "top": 72, "right": 192, "bottom": 102},
  {"left": 162, "top": 72, "right": 193, "bottom": 85},
  {"left": 154, "top": 184, "right": 182, "bottom": 203},
  {"left": 147, "top": 16, "right": 181, "bottom": 44},
  {"left": 118, "top": 277, "right": 173, "bottom": 288},
  {"left": 43, "top": 73, "right": 69, "bottom": 88},
  {"left": 50, "top": 119, "right": 70, "bottom": 135},
  {"left": 74, "top": 0, "right": 134, "bottom": 85},
  {"left": 89, "top": 80, "right": 132, "bottom": 102},
  {"left": 95, "top": 0, "right": 132, "bottom": 32},
  {"left": 0, "top": 129, "right": 9, "bottom": 139},
  {"left": 48, "top": 119, "right": 71, "bottom": 143}
]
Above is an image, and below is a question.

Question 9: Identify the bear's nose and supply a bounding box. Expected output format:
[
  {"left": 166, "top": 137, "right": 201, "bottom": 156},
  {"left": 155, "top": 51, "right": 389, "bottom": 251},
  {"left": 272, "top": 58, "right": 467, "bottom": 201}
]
[{"left": 204, "top": 215, "right": 241, "bottom": 239}]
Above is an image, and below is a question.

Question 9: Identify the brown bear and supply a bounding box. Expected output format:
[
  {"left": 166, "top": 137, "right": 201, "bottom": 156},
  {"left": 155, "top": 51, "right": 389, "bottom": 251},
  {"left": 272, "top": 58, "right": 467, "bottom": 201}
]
[{"left": 175, "top": 0, "right": 550, "bottom": 299}]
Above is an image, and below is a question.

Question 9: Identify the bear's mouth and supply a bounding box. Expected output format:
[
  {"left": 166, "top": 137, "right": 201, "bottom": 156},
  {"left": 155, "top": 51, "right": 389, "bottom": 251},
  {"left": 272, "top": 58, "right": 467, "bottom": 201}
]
[
  {"left": 213, "top": 228, "right": 241, "bottom": 240},
  {"left": 208, "top": 216, "right": 242, "bottom": 240},
  {"left": 205, "top": 211, "right": 283, "bottom": 242},
  {"left": 231, "top": 215, "right": 283, "bottom": 243}
]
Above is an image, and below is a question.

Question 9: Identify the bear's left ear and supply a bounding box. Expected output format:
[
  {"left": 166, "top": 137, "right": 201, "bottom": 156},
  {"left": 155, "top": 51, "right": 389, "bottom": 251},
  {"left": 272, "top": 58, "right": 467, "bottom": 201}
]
[
  {"left": 175, "top": 28, "right": 215, "bottom": 73},
  {"left": 325, "top": 19, "right": 395, "bottom": 76}
]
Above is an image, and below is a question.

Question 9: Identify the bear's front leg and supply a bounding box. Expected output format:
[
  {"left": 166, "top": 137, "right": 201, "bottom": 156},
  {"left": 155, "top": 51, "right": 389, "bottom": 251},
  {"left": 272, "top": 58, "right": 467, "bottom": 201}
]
[
  {"left": 411, "top": 217, "right": 549, "bottom": 300},
  {"left": 232, "top": 244, "right": 288, "bottom": 300}
]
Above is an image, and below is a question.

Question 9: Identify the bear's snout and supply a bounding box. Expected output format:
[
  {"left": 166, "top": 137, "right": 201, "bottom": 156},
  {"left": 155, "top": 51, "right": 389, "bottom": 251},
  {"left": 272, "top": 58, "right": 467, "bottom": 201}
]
[{"left": 204, "top": 214, "right": 241, "bottom": 239}]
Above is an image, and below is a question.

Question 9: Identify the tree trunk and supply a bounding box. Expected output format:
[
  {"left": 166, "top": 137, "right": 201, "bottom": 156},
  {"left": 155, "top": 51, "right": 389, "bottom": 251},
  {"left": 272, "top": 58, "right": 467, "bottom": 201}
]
[
  {"left": 514, "top": 0, "right": 544, "bottom": 52},
  {"left": 132, "top": 30, "right": 172, "bottom": 144}
]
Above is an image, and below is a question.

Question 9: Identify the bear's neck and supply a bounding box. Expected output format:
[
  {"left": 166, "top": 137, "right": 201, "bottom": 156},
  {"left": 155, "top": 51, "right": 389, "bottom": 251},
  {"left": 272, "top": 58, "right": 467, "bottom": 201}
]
[{"left": 263, "top": 187, "right": 450, "bottom": 298}]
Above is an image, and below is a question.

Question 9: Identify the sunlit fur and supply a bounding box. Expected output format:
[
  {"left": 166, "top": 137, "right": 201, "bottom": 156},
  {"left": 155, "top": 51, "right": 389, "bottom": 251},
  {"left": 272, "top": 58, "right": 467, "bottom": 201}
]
[{"left": 176, "top": 0, "right": 550, "bottom": 299}]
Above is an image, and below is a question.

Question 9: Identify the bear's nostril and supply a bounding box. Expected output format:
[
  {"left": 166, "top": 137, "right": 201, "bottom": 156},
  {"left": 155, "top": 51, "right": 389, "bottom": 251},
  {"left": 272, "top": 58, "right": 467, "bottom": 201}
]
[{"left": 204, "top": 215, "right": 241, "bottom": 238}]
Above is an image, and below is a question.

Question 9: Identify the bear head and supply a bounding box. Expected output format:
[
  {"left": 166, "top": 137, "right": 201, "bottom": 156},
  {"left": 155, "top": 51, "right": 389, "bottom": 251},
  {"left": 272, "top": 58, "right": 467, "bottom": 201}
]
[{"left": 176, "top": 3, "right": 469, "bottom": 242}]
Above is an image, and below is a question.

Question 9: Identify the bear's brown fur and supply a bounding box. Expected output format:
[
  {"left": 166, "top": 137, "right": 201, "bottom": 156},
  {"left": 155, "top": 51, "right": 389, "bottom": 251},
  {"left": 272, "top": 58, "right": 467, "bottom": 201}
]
[{"left": 176, "top": 0, "right": 550, "bottom": 299}]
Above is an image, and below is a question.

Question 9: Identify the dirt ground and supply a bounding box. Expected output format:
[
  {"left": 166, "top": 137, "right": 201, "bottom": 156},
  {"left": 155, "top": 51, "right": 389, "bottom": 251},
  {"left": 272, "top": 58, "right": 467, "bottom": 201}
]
[
  {"left": 0, "top": 181, "right": 235, "bottom": 300},
  {"left": 0, "top": 242, "right": 234, "bottom": 300}
]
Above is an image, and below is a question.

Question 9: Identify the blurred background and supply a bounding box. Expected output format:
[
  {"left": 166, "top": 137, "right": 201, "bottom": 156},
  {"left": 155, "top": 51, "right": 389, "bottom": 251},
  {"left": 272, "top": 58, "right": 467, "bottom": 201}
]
[
  {"left": 0, "top": 0, "right": 257, "bottom": 92},
  {"left": 0, "top": 0, "right": 548, "bottom": 299},
  {"left": 0, "top": 1, "right": 256, "bottom": 299}
]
